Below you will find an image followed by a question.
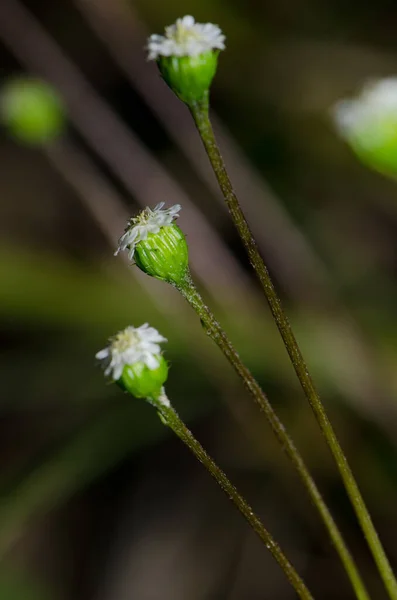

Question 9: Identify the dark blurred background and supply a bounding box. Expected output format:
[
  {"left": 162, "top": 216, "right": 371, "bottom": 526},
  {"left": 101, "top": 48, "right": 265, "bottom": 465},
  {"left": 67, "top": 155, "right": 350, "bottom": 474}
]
[{"left": 1, "top": 0, "right": 397, "bottom": 598}]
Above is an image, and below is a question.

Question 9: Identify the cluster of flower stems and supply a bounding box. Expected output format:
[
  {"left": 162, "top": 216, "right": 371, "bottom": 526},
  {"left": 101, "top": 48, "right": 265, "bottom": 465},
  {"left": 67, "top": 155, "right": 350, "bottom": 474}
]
[{"left": 130, "top": 94, "right": 397, "bottom": 599}]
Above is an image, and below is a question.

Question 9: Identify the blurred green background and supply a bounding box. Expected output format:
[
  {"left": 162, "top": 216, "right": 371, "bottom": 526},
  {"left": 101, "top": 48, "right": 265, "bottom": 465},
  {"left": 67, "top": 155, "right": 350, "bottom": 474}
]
[{"left": 1, "top": 0, "right": 397, "bottom": 598}]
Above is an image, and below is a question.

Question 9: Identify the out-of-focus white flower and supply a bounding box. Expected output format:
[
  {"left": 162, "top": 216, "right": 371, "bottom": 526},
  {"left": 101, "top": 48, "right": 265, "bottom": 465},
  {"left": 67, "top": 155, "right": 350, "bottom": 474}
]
[
  {"left": 332, "top": 77, "right": 397, "bottom": 176},
  {"left": 147, "top": 15, "right": 225, "bottom": 60},
  {"left": 334, "top": 77, "right": 397, "bottom": 143},
  {"left": 115, "top": 203, "right": 181, "bottom": 260},
  {"left": 96, "top": 324, "right": 167, "bottom": 381}
]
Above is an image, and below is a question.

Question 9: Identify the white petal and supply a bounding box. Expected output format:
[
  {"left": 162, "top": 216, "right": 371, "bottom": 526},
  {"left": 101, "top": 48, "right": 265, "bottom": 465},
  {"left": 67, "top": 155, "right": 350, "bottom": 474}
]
[
  {"left": 148, "top": 34, "right": 164, "bottom": 43},
  {"left": 96, "top": 348, "right": 109, "bottom": 360},
  {"left": 147, "top": 222, "right": 161, "bottom": 234},
  {"left": 125, "top": 228, "right": 140, "bottom": 246},
  {"left": 147, "top": 16, "right": 226, "bottom": 59},
  {"left": 146, "top": 353, "right": 160, "bottom": 370},
  {"left": 143, "top": 343, "right": 160, "bottom": 356},
  {"left": 181, "top": 15, "right": 195, "bottom": 27},
  {"left": 146, "top": 331, "right": 167, "bottom": 344},
  {"left": 113, "top": 364, "right": 123, "bottom": 381}
]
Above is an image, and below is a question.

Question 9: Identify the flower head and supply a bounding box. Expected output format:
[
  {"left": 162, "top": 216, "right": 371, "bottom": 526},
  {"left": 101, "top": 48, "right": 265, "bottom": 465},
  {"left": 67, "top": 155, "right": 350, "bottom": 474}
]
[
  {"left": 147, "top": 15, "right": 225, "bottom": 60},
  {"left": 333, "top": 77, "right": 397, "bottom": 175},
  {"left": 115, "top": 202, "right": 181, "bottom": 260},
  {"left": 115, "top": 203, "right": 189, "bottom": 286},
  {"left": 147, "top": 16, "right": 225, "bottom": 105},
  {"left": 96, "top": 323, "right": 167, "bottom": 381},
  {"left": 334, "top": 78, "right": 397, "bottom": 138}
]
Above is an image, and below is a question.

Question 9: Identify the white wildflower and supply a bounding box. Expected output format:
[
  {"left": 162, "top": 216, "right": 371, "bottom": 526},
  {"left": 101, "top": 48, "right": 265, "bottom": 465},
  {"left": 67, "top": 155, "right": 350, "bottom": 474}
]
[
  {"left": 147, "top": 15, "right": 225, "bottom": 60},
  {"left": 115, "top": 203, "right": 181, "bottom": 260},
  {"left": 96, "top": 324, "right": 167, "bottom": 381},
  {"left": 333, "top": 77, "right": 397, "bottom": 143}
]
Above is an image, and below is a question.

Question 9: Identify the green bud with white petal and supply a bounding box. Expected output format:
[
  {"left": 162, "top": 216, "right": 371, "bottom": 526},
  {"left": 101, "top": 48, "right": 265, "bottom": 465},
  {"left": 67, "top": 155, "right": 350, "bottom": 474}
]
[
  {"left": 0, "top": 77, "right": 65, "bottom": 145},
  {"left": 96, "top": 324, "right": 168, "bottom": 401},
  {"left": 115, "top": 203, "right": 189, "bottom": 286},
  {"left": 147, "top": 15, "right": 225, "bottom": 105},
  {"left": 333, "top": 77, "right": 397, "bottom": 177}
]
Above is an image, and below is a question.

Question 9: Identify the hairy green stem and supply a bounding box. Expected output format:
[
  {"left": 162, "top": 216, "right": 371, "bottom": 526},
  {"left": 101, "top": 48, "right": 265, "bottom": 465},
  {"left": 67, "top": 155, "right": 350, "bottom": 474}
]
[
  {"left": 178, "top": 273, "right": 370, "bottom": 600},
  {"left": 151, "top": 390, "right": 314, "bottom": 600},
  {"left": 189, "top": 95, "right": 397, "bottom": 600}
]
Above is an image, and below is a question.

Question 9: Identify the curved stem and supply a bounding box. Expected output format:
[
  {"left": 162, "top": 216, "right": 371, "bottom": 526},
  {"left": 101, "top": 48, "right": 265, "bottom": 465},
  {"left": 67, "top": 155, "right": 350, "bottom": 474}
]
[
  {"left": 152, "top": 391, "right": 314, "bottom": 600},
  {"left": 189, "top": 96, "right": 397, "bottom": 600},
  {"left": 178, "top": 273, "right": 370, "bottom": 600}
]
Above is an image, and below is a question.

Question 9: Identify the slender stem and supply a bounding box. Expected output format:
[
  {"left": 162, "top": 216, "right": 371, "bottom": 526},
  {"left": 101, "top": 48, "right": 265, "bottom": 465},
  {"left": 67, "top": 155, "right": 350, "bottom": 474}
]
[
  {"left": 151, "top": 391, "right": 314, "bottom": 600},
  {"left": 189, "top": 96, "right": 397, "bottom": 600},
  {"left": 178, "top": 273, "right": 370, "bottom": 600}
]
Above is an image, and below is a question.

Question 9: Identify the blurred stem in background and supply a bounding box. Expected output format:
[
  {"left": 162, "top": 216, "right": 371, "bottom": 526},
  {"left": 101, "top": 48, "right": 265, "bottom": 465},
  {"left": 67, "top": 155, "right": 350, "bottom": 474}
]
[
  {"left": 177, "top": 272, "right": 370, "bottom": 600},
  {"left": 189, "top": 93, "right": 397, "bottom": 600}
]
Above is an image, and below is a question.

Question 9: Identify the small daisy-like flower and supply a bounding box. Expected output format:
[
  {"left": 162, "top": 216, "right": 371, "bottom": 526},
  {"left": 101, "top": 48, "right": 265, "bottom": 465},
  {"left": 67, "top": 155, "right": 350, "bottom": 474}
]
[
  {"left": 147, "top": 16, "right": 225, "bottom": 105},
  {"left": 333, "top": 77, "right": 397, "bottom": 176},
  {"left": 115, "top": 202, "right": 181, "bottom": 260},
  {"left": 96, "top": 323, "right": 167, "bottom": 381},
  {"left": 147, "top": 15, "right": 225, "bottom": 60}
]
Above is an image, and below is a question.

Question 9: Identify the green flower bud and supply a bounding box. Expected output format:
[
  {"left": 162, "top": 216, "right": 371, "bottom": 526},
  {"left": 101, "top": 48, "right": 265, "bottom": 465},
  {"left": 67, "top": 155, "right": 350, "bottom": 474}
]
[
  {"left": 0, "top": 77, "right": 65, "bottom": 145},
  {"left": 115, "top": 203, "right": 189, "bottom": 287},
  {"left": 333, "top": 77, "right": 397, "bottom": 177},
  {"left": 158, "top": 52, "right": 219, "bottom": 104},
  {"left": 118, "top": 356, "right": 168, "bottom": 399},
  {"left": 96, "top": 324, "right": 168, "bottom": 400},
  {"left": 147, "top": 15, "right": 225, "bottom": 105},
  {"left": 135, "top": 223, "right": 188, "bottom": 285}
]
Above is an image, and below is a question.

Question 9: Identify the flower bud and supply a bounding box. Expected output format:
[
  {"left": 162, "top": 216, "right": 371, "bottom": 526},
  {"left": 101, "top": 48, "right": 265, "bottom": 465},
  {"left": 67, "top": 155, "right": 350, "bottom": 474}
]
[
  {"left": 333, "top": 77, "right": 397, "bottom": 176},
  {"left": 96, "top": 324, "right": 168, "bottom": 400},
  {"left": 135, "top": 223, "right": 188, "bottom": 285},
  {"left": 147, "top": 16, "right": 225, "bottom": 105},
  {"left": 118, "top": 356, "right": 168, "bottom": 399},
  {"left": 0, "top": 77, "right": 65, "bottom": 145},
  {"left": 157, "top": 52, "right": 219, "bottom": 105},
  {"left": 115, "top": 203, "right": 189, "bottom": 286}
]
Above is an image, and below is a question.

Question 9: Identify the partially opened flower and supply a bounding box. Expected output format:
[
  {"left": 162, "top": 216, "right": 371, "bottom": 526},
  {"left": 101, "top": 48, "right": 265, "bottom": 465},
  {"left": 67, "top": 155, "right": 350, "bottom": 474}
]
[
  {"left": 333, "top": 77, "right": 397, "bottom": 176},
  {"left": 115, "top": 203, "right": 189, "bottom": 286},
  {"left": 116, "top": 203, "right": 180, "bottom": 259},
  {"left": 147, "top": 16, "right": 225, "bottom": 105},
  {"left": 96, "top": 324, "right": 168, "bottom": 399}
]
